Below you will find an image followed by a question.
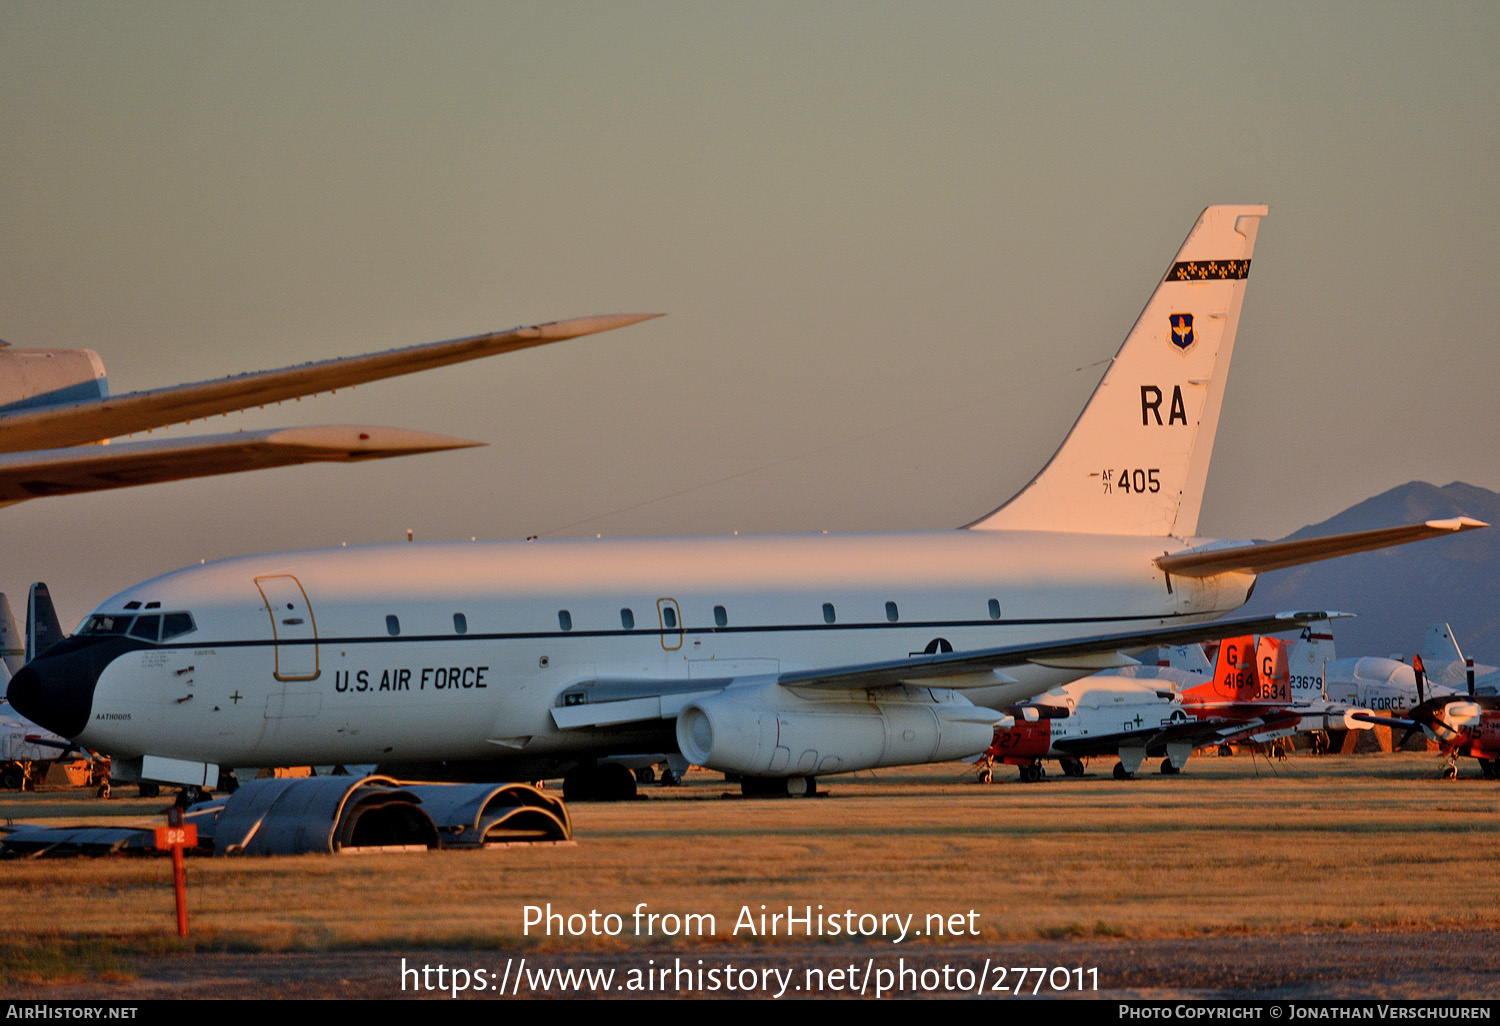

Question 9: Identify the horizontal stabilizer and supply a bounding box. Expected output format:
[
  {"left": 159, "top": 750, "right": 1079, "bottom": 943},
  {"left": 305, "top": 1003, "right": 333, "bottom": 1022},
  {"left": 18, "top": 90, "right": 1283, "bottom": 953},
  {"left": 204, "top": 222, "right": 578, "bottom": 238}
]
[
  {"left": 0, "top": 314, "right": 660, "bottom": 452},
  {"left": 0, "top": 425, "right": 480, "bottom": 506},
  {"left": 1155, "top": 518, "right": 1488, "bottom": 577}
]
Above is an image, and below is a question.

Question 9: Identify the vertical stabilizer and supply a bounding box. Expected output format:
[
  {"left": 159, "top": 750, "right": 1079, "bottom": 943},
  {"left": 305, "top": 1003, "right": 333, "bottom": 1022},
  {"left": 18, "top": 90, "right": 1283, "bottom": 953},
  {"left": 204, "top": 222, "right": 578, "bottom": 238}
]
[
  {"left": 1421, "top": 623, "right": 1464, "bottom": 667},
  {"left": 968, "top": 205, "right": 1267, "bottom": 536},
  {"left": 1288, "top": 622, "right": 1336, "bottom": 701},
  {"left": 0, "top": 594, "right": 21, "bottom": 676},
  {"left": 26, "top": 583, "right": 64, "bottom": 662}
]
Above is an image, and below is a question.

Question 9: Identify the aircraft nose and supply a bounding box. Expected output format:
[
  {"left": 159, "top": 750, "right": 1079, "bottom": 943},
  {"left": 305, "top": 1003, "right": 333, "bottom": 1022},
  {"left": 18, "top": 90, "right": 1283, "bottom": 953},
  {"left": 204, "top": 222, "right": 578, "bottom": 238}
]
[{"left": 6, "top": 638, "right": 133, "bottom": 738}]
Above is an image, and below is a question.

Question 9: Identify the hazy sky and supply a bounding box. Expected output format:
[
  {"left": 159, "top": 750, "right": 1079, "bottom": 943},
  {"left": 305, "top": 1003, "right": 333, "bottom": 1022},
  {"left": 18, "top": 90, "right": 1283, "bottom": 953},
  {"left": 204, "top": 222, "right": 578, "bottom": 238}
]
[{"left": 3, "top": 2, "right": 1498, "bottom": 628}]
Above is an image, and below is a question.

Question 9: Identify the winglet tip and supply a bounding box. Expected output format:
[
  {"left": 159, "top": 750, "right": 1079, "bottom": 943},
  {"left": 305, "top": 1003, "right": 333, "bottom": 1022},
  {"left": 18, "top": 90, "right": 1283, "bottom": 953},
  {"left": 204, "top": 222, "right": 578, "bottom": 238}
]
[
  {"left": 533, "top": 313, "right": 664, "bottom": 341},
  {"left": 1426, "top": 516, "right": 1489, "bottom": 531}
]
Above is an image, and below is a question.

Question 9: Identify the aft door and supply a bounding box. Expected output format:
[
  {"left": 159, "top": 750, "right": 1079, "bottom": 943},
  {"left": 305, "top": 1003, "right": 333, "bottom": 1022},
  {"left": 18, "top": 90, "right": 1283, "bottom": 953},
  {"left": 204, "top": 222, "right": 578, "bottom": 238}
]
[{"left": 254, "top": 575, "right": 319, "bottom": 681}]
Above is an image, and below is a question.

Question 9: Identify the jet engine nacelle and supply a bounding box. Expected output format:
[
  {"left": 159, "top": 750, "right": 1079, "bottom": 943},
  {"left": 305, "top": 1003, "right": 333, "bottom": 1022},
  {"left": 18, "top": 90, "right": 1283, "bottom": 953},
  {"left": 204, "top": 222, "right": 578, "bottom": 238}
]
[{"left": 674, "top": 681, "right": 998, "bottom": 778}]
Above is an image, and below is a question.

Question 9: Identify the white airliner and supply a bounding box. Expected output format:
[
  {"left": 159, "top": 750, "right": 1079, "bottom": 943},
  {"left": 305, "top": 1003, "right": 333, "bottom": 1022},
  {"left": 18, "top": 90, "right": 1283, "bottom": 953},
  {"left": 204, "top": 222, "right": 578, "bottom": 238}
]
[
  {"left": 8, "top": 206, "right": 1487, "bottom": 800},
  {"left": 0, "top": 313, "right": 656, "bottom": 505}
]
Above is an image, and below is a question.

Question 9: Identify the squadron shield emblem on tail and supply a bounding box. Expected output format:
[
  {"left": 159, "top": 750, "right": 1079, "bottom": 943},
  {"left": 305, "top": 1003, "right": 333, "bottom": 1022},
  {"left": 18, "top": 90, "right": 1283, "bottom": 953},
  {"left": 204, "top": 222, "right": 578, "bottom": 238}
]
[{"left": 1169, "top": 313, "right": 1195, "bottom": 354}]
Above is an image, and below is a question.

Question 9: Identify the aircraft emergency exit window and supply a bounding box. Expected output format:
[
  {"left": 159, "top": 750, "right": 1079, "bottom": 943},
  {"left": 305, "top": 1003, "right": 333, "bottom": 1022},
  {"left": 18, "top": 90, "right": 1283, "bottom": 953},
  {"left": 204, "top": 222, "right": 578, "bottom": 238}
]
[
  {"left": 662, "top": 606, "right": 677, "bottom": 629},
  {"left": 128, "top": 615, "right": 161, "bottom": 642},
  {"left": 453, "top": 613, "right": 467, "bottom": 635},
  {"left": 386, "top": 615, "right": 400, "bottom": 636},
  {"left": 885, "top": 601, "right": 899, "bottom": 623},
  {"left": 160, "top": 612, "right": 195, "bottom": 641},
  {"left": 558, "top": 610, "right": 573, "bottom": 632},
  {"left": 620, "top": 608, "right": 634, "bottom": 629},
  {"left": 988, "top": 599, "right": 1001, "bottom": 620},
  {"left": 714, "top": 605, "right": 727, "bottom": 628},
  {"left": 823, "top": 603, "right": 836, "bottom": 624}
]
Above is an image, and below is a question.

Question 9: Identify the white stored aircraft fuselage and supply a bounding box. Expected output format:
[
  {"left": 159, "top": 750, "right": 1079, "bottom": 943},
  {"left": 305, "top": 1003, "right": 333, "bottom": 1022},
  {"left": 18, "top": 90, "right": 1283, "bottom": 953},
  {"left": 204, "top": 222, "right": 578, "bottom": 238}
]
[{"left": 9, "top": 206, "right": 1486, "bottom": 798}]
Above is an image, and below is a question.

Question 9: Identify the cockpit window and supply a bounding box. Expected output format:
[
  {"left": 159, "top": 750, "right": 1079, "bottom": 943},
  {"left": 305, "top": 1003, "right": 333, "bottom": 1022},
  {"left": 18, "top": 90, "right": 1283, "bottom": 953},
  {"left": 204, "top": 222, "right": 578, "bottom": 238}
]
[
  {"left": 128, "top": 615, "right": 162, "bottom": 642},
  {"left": 160, "top": 612, "right": 196, "bottom": 641},
  {"left": 80, "top": 611, "right": 196, "bottom": 642},
  {"left": 81, "top": 614, "right": 133, "bottom": 635}
]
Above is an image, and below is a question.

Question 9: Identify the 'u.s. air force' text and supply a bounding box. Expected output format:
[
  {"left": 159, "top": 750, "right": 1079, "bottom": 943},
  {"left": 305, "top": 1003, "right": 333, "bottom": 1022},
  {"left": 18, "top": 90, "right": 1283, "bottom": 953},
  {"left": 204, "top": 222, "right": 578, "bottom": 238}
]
[{"left": 334, "top": 667, "right": 489, "bottom": 693}]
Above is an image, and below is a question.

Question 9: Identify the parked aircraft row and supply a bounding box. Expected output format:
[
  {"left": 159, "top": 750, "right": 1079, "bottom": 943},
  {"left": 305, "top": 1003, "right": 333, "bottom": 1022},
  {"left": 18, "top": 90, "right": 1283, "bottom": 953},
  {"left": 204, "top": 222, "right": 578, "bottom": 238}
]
[
  {"left": 980, "top": 629, "right": 1373, "bottom": 782},
  {"left": 8, "top": 206, "right": 1489, "bottom": 800}
]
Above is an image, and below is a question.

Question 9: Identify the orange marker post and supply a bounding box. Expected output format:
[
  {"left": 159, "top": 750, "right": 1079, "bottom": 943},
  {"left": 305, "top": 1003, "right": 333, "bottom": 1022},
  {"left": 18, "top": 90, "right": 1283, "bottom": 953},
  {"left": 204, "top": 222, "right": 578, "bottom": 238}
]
[{"left": 154, "top": 807, "right": 198, "bottom": 938}]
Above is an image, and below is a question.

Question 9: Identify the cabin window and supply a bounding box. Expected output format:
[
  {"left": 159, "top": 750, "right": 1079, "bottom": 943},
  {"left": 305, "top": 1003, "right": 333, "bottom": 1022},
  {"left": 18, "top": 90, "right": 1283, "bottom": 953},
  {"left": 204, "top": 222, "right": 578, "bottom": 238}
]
[
  {"left": 714, "top": 605, "right": 728, "bottom": 628},
  {"left": 661, "top": 606, "right": 677, "bottom": 630},
  {"left": 822, "top": 603, "right": 836, "bottom": 624},
  {"left": 128, "top": 615, "right": 161, "bottom": 642},
  {"left": 453, "top": 613, "right": 467, "bottom": 635},
  {"left": 386, "top": 615, "right": 400, "bottom": 636},
  {"left": 558, "top": 610, "right": 573, "bottom": 632},
  {"left": 160, "top": 612, "right": 195, "bottom": 641},
  {"left": 144, "top": 601, "right": 161, "bottom": 609},
  {"left": 988, "top": 598, "right": 1001, "bottom": 620},
  {"left": 124, "top": 601, "right": 142, "bottom": 610},
  {"left": 885, "top": 601, "right": 899, "bottom": 623},
  {"left": 620, "top": 608, "right": 635, "bottom": 630}
]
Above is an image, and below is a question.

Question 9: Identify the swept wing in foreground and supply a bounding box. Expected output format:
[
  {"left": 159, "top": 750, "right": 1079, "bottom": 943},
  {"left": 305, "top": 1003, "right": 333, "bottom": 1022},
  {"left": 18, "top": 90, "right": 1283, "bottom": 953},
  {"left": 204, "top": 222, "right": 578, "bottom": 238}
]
[{"left": 0, "top": 314, "right": 658, "bottom": 504}]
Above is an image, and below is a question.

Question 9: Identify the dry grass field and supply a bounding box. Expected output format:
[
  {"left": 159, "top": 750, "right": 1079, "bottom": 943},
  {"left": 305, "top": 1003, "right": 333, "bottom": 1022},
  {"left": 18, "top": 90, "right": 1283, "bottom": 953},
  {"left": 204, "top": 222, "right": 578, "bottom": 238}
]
[{"left": 2, "top": 752, "right": 1498, "bottom": 994}]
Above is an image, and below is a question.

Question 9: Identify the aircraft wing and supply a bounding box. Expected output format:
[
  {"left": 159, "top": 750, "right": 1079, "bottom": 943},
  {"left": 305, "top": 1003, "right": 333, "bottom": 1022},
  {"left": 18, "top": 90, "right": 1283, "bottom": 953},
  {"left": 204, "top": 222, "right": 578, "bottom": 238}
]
[
  {"left": 780, "top": 611, "right": 1341, "bottom": 691},
  {"left": 0, "top": 314, "right": 659, "bottom": 452},
  {"left": 1044, "top": 716, "right": 1246, "bottom": 759},
  {"left": 548, "top": 612, "right": 1345, "bottom": 731},
  {"left": 0, "top": 426, "right": 479, "bottom": 507},
  {"left": 1155, "top": 518, "right": 1488, "bottom": 577}
]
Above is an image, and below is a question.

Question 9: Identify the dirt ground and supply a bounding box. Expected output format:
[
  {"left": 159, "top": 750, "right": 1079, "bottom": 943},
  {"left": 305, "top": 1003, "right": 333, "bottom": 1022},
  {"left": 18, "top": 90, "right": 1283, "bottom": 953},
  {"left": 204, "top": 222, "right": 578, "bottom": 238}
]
[{"left": 5, "top": 753, "right": 1499, "bottom": 1000}]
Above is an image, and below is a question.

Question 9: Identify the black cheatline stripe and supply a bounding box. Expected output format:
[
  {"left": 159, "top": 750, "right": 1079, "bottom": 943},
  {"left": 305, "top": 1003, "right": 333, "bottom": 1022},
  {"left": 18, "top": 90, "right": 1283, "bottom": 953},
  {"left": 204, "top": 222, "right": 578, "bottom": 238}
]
[
  {"left": 1166, "top": 259, "right": 1250, "bottom": 281},
  {"left": 157, "top": 610, "right": 1201, "bottom": 650}
]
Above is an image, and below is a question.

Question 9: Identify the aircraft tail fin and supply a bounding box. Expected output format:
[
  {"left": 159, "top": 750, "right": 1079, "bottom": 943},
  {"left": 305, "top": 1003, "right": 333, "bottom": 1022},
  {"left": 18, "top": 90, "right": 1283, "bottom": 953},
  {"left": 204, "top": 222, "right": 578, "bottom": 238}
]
[
  {"left": 1421, "top": 623, "right": 1464, "bottom": 667},
  {"left": 1157, "top": 642, "right": 1214, "bottom": 679},
  {"left": 1287, "top": 622, "right": 1336, "bottom": 701},
  {"left": 0, "top": 593, "right": 21, "bottom": 677},
  {"left": 1186, "top": 634, "right": 1289, "bottom": 703},
  {"left": 25, "top": 583, "right": 64, "bottom": 662},
  {"left": 968, "top": 205, "right": 1267, "bottom": 536}
]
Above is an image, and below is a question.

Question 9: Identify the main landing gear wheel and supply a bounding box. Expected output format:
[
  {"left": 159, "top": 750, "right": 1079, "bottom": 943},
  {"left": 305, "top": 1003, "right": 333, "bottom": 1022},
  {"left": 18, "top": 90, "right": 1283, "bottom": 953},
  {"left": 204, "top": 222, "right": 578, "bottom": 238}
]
[
  {"left": 564, "top": 763, "right": 639, "bottom": 802},
  {"left": 1160, "top": 760, "right": 1181, "bottom": 775},
  {"left": 1018, "top": 763, "right": 1046, "bottom": 783},
  {"left": 1113, "top": 762, "right": 1133, "bottom": 780},
  {"left": 740, "top": 775, "right": 818, "bottom": 798},
  {"left": 138, "top": 782, "right": 160, "bottom": 799},
  {"left": 1060, "top": 758, "right": 1085, "bottom": 778}
]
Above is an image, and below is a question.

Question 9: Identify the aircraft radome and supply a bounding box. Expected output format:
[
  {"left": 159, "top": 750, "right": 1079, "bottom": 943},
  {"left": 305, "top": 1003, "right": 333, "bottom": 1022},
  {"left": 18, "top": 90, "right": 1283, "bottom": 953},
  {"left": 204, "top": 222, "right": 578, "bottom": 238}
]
[
  {"left": 8, "top": 206, "right": 1488, "bottom": 801},
  {"left": 0, "top": 313, "right": 657, "bottom": 505}
]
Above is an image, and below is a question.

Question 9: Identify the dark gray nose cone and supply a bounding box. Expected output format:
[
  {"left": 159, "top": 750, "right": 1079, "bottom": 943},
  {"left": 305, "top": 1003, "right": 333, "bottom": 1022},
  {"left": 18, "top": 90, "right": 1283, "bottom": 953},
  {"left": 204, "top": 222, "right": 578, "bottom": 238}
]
[{"left": 7, "top": 636, "right": 147, "bottom": 739}]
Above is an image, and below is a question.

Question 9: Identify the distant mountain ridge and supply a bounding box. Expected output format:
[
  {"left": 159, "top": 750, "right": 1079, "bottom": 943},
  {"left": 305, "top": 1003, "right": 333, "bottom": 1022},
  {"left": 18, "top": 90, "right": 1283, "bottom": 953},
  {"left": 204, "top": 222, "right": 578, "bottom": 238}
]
[{"left": 1236, "top": 481, "right": 1500, "bottom": 665}]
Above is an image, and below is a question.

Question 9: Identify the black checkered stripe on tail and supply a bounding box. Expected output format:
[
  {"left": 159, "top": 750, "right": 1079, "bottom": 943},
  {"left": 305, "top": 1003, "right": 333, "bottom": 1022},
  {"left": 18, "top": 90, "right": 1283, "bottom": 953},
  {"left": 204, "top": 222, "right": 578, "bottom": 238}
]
[{"left": 1166, "top": 259, "right": 1251, "bottom": 281}]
